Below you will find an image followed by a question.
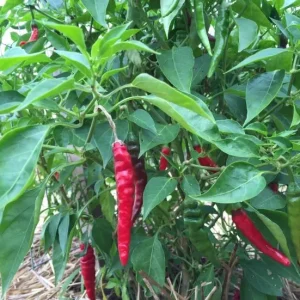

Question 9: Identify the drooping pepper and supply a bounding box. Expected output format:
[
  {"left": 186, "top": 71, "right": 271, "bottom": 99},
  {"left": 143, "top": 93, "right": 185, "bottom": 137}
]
[
  {"left": 159, "top": 146, "right": 171, "bottom": 171},
  {"left": 287, "top": 183, "right": 300, "bottom": 264},
  {"left": 194, "top": 0, "right": 212, "bottom": 56},
  {"left": 193, "top": 145, "right": 218, "bottom": 171},
  {"left": 207, "top": 0, "right": 230, "bottom": 78},
  {"left": 184, "top": 201, "right": 219, "bottom": 265},
  {"left": 232, "top": 208, "right": 290, "bottom": 266},
  {"left": 113, "top": 141, "right": 135, "bottom": 266},
  {"left": 80, "top": 243, "right": 96, "bottom": 300},
  {"left": 20, "top": 24, "right": 39, "bottom": 46},
  {"left": 127, "top": 136, "right": 147, "bottom": 223}
]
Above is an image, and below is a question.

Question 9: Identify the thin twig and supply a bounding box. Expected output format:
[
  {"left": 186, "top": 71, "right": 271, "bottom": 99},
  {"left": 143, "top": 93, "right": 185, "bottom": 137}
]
[
  {"left": 205, "top": 286, "right": 218, "bottom": 300},
  {"left": 142, "top": 277, "right": 160, "bottom": 300},
  {"left": 167, "top": 277, "right": 179, "bottom": 300}
]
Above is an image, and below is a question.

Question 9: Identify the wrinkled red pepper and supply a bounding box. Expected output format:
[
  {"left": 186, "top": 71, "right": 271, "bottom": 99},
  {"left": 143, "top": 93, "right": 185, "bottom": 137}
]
[
  {"left": 113, "top": 141, "right": 135, "bottom": 266},
  {"left": 232, "top": 209, "right": 290, "bottom": 267},
  {"left": 269, "top": 182, "right": 279, "bottom": 193},
  {"left": 80, "top": 244, "right": 96, "bottom": 300},
  {"left": 20, "top": 24, "right": 39, "bottom": 46}
]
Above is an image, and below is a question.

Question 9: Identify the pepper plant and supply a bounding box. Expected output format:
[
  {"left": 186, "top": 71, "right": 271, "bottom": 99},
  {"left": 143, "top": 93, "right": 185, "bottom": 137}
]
[{"left": 1, "top": 0, "right": 300, "bottom": 299}]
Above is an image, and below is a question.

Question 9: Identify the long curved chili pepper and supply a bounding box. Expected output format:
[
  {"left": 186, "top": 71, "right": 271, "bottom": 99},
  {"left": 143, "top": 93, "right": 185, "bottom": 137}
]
[
  {"left": 127, "top": 138, "right": 147, "bottom": 223},
  {"left": 159, "top": 146, "right": 171, "bottom": 171},
  {"left": 193, "top": 145, "right": 218, "bottom": 171},
  {"left": 287, "top": 183, "right": 300, "bottom": 264},
  {"left": 194, "top": 0, "right": 212, "bottom": 55},
  {"left": 80, "top": 243, "right": 96, "bottom": 300},
  {"left": 113, "top": 141, "right": 135, "bottom": 266},
  {"left": 207, "top": 0, "right": 230, "bottom": 78},
  {"left": 232, "top": 209, "right": 290, "bottom": 267},
  {"left": 19, "top": 24, "right": 39, "bottom": 46}
]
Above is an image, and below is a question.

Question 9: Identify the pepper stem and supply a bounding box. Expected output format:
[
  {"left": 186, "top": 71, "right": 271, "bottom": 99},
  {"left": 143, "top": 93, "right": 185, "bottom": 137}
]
[{"left": 95, "top": 105, "right": 119, "bottom": 141}]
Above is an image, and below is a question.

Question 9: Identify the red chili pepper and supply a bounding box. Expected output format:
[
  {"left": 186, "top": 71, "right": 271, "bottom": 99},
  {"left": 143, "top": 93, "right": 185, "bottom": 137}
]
[
  {"left": 269, "top": 182, "right": 279, "bottom": 193},
  {"left": 54, "top": 172, "right": 60, "bottom": 181},
  {"left": 127, "top": 140, "right": 147, "bottom": 223},
  {"left": 159, "top": 146, "right": 171, "bottom": 171},
  {"left": 19, "top": 24, "right": 39, "bottom": 46},
  {"left": 233, "top": 289, "right": 240, "bottom": 300},
  {"left": 113, "top": 141, "right": 135, "bottom": 266},
  {"left": 80, "top": 244, "right": 96, "bottom": 300},
  {"left": 193, "top": 145, "right": 218, "bottom": 171},
  {"left": 232, "top": 209, "right": 290, "bottom": 267}
]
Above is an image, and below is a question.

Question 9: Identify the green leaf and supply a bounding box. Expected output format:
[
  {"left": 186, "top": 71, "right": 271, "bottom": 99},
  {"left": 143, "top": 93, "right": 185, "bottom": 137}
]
[
  {"left": 214, "top": 135, "right": 260, "bottom": 158},
  {"left": 132, "top": 73, "right": 215, "bottom": 122},
  {"left": 240, "top": 276, "right": 268, "bottom": 300},
  {"left": 156, "top": 47, "right": 194, "bottom": 93},
  {"left": 227, "top": 48, "right": 290, "bottom": 72},
  {"left": 162, "top": 0, "right": 185, "bottom": 37},
  {"left": 143, "top": 177, "right": 177, "bottom": 220},
  {"left": 236, "top": 18, "right": 258, "bottom": 52},
  {"left": 254, "top": 210, "right": 291, "bottom": 258},
  {"left": 44, "top": 213, "right": 62, "bottom": 252},
  {"left": 139, "top": 124, "right": 180, "bottom": 156},
  {"left": 250, "top": 187, "right": 286, "bottom": 210},
  {"left": 161, "top": 0, "right": 180, "bottom": 17},
  {"left": 0, "top": 91, "right": 24, "bottom": 114},
  {"left": 140, "top": 95, "right": 219, "bottom": 143},
  {"left": 191, "top": 162, "right": 266, "bottom": 203},
  {"left": 0, "top": 125, "right": 49, "bottom": 210},
  {"left": 232, "top": 0, "right": 272, "bottom": 28},
  {"left": 42, "top": 22, "right": 87, "bottom": 55},
  {"left": 132, "top": 235, "right": 165, "bottom": 286},
  {"left": 0, "top": 186, "right": 45, "bottom": 295},
  {"left": 245, "top": 122, "right": 268, "bottom": 136},
  {"left": 92, "top": 218, "right": 113, "bottom": 255},
  {"left": 81, "top": 0, "right": 109, "bottom": 27},
  {"left": 0, "top": 47, "right": 50, "bottom": 71},
  {"left": 1, "top": 0, "right": 23, "bottom": 13},
  {"left": 55, "top": 51, "right": 92, "bottom": 78},
  {"left": 94, "top": 119, "right": 129, "bottom": 168},
  {"left": 16, "top": 78, "right": 74, "bottom": 111},
  {"left": 244, "top": 70, "right": 285, "bottom": 125},
  {"left": 128, "top": 109, "right": 157, "bottom": 134},
  {"left": 216, "top": 119, "right": 245, "bottom": 135},
  {"left": 181, "top": 175, "right": 201, "bottom": 195},
  {"left": 100, "top": 66, "right": 128, "bottom": 84},
  {"left": 99, "top": 190, "right": 115, "bottom": 226},
  {"left": 58, "top": 214, "right": 70, "bottom": 254},
  {"left": 192, "top": 54, "right": 211, "bottom": 87},
  {"left": 240, "top": 260, "right": 283, "bottom": 296},
  {"left": 110, "top": 41, "right": 159, "bottom": 57},
  {"left": 45, "top": 28, "right": 70, "bottom": 50}
]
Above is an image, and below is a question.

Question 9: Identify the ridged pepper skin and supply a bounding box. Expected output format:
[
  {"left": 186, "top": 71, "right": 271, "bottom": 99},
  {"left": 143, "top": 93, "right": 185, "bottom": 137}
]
[
  {"left": 127, "top": 141, "right": 147, "bottom": 223},
  {"left": 193, "top": 145, "right": 218, "bottom": 171},
  {"left": 232, "top": 209, "right": 290, "bottom": 267},
  {"left": 287, "top": 183, "right": 300, "bottom": 263},
  {"left": 113, "top": 141, "right": 135, "bottom": 266},
  {"left": 20, "top": 25, "right": 39, "bottom": 46},
  {"left": 80, "top": 244, "right": 96, "bottom": 300},
  {"left": 159, "top": 146, "right": 171, "bottom": 171}
]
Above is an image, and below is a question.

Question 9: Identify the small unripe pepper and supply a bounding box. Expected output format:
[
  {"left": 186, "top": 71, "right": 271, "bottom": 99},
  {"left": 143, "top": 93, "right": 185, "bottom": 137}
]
[
  {"left": 159, "top": 146, "right": 171, "bottom": 171},
  {"left": 113, "top": 141, "right": 135, "bottom": 266},
  {"left": 232, "top": 208, "right": 290, "bottom": 267},
  {"left": 184, "top": 201, "right": 219, "bottom": 265},
  {"left": 80, "top": 243, "right": 96, "bottom": 300},
  {"left": 127, "top": 136, "right": 147, "bottom": 223},
  {"left": 287, "top": 183, "right": 300, "bottom": 264}
]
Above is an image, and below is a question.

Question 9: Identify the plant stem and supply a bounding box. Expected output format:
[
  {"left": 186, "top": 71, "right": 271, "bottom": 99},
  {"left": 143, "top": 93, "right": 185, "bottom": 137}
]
[
  {"left": 42, "top": 145, "right": 79, "bottom": 154},
  {"left": 85, "top": 116, "right": 98, "bottom": 145}
]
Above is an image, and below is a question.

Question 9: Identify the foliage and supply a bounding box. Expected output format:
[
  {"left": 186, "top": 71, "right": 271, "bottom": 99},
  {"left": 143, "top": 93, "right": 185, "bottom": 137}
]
[{"left": 0, "top": 0, "right": 300, "bottom": 299}]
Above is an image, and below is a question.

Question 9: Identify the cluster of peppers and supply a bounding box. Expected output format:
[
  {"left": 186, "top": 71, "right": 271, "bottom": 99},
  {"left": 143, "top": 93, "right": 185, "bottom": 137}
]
[
  {"left": 112, "top": 134, "right": 147, "bottom": 266},
  {"left": 159, "top": 144, "right": 218, "bottom": 171}
]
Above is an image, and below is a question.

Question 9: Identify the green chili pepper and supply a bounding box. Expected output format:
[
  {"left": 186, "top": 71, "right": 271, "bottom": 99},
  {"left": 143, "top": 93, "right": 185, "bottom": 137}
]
[
  {"left": 194, "top": 0, "right": 212, "bottom": 56},
  {"left": 184, "top": 201, "right": 219, "bottom": 265},
  {"left": 207, "top": 0, "right": 230, "bottom": 78},
  {"left": 287, "top": 183, "right": 300, "bottom": 263}
]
